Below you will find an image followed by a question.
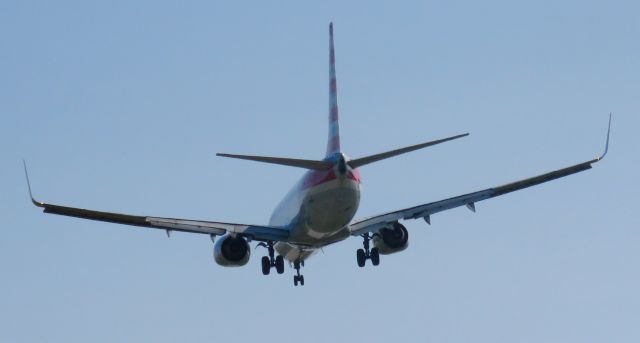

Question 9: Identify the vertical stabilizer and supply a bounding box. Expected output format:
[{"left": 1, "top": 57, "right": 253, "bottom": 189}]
[{"left": 326, "top": 22, "right": 341, "bottom": 157}]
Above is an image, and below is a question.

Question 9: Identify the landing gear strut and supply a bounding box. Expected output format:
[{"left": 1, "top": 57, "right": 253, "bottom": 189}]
[
  {"left": 293, "top": 260, "right": 305, "bottom": 286},
  {"left": 257, "top": 241, "right": 285, "bottom": 275},
  {"left": 357, "top": 233, "right": 380, "bottom": 267}
]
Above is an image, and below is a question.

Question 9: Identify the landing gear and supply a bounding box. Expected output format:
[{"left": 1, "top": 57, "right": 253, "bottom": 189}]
[
  {"left": 261, "top": 256, "right": 271, "bottom": 275},
  {"left": 257, "top": 241, "right": 285, "bottom": 275},
  {"left": 357, "top": 249, "right": 366, "bottom": 267},
  {"left": 370, "top": 247, "right": 380, "bottom": 266},
  {"left": 293, "top": 260, "right": 305, "bottom": 286},
  {"left": 275, "top": 255, "right": 285, "bottom": 274},
  {"left": 356, "top": 234, "right": 380, "bottom": 267},
  {"left": 293, "top": 275, "right": 305, "bottom": 286}
]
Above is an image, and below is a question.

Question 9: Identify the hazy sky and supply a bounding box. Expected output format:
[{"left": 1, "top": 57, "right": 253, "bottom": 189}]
[{"left": 2, "top": 1, "right": 639, "bottom": 342}]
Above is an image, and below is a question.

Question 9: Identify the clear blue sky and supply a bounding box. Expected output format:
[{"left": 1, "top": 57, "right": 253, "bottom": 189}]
[{"left": 2, "top": 1, "right": 639, "bottom": 342}]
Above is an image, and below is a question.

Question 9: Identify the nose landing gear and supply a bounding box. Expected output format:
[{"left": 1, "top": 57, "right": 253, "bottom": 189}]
[
  {"left": 356, "top": 233, "right": 380, "bottom": 267},
  {"left": 257, "top": 241, "right": 285, "bottom": 275}
]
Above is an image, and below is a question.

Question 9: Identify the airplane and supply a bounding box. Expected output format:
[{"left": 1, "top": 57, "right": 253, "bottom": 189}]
[{"left": 24, "top": 23, "right": 611, "bottom": 286}]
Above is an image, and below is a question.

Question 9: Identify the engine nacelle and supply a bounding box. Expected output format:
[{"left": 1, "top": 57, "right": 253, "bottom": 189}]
[
  {"left": 213, "top": 234, "right": 251, "bottom": 267},
  {"left": 373, "top": 222, "right": 409, "bottom": 255}
]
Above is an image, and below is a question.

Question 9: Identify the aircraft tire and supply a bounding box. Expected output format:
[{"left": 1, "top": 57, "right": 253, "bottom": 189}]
[
  {"left": 357, "top": 249, "right": 366, "bottom": 267},
  {"left": 370, "top": 247, "right": 380, "bottom": 266},
  {"left": 275, "top": 255, "right": 285, "bottom": 274},
  {"left": 261, "top": 256, "right": 271, "bottom": 275}
]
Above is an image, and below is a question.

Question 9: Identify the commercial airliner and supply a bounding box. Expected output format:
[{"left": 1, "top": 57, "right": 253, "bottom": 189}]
[{"left": 25, "top": 23, "right": 611, "bottom": 286}]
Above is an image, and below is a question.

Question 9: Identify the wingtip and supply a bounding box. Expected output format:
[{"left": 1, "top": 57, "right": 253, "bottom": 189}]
[
  {"left": 329, "top": 22, "right": 333, "bottom": 35},
  {"left": 22, "top": 160, "right": 43, "bottom": 207},
  {"left": 597, "top": 113, "right": 612, "bottom": 161},
  {"left": 449, "top": 132, "right": 470, "bottom": 140}
]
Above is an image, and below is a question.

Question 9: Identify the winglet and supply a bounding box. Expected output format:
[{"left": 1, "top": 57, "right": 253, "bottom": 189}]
[
  {"left": 597, "top": 113, "right": 612, "bottom": 161},
  {"left": 22, "top": 160, "right": 44, "bottom": 207}
]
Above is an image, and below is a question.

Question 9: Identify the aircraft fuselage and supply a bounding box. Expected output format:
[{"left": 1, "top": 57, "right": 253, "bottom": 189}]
[{"left": 270, "top": 153, "right": 361, "bottom": 261}]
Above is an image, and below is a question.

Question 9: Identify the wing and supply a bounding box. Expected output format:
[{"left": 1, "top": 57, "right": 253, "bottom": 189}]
[
  {"left": 350, "top": 115, "right": 612, "bottom": 236},
  {"left": 23, "top": 164, "right": 289, "bottom": 242}
]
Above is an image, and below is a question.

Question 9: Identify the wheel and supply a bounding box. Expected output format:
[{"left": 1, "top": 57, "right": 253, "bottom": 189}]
[
  {"left": 370, "top": 247, "right": 380, "bottom": 266},
  {"left": 299, "top": 275, "right": 304, "bottom": 286},
  {"left": 356, "top": 249, "right": 366, "bottom": 267},
  {"left": 293, "top": 276, "right": 299, "bottom": 286},
  {"left": 261, "top": 256, "right": 271, "bottom": 275},
  {"left": 275, "top": 255, "right": 285, "bottom": 274}
]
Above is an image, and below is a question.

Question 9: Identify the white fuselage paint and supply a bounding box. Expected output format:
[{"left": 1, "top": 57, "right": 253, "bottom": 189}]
[{"left": 269, "top": 155, "right": 361, "bottom": 262}]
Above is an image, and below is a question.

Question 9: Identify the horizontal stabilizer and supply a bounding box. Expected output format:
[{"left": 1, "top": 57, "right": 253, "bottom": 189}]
[
  {"left": 348, "top": 133, "right": 469, "bottom": 169},
  {"left": 216, "top": 153, "right": 333, "bottom": 170}
]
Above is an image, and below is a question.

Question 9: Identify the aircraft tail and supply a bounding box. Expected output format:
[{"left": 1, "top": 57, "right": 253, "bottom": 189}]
[
  {"left": 326, "top": 22, "right": 341, "bottom": 157},
  {"left": 217, "top": 23, "right": 469, "bottom": 170}
]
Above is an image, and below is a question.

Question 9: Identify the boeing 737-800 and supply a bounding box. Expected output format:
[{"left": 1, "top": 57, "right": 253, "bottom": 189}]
[{"left": 25, "top": 23, "right": 610, "bottom": 286}]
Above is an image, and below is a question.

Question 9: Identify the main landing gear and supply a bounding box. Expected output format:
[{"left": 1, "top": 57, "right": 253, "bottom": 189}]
[
  {"left": 357, "top": 233, "right": 380, "bottom": 267},
  {"left": 293, "top": 259, "right": 305, "bottom": 286},
  {"left": 257, "top": 241, "right": 285, "bottom": 275}
]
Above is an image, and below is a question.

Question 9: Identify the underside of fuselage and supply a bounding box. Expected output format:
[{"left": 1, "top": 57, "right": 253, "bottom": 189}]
[{"left": 271, "top": 165, "right": 361, "bottom": 262}]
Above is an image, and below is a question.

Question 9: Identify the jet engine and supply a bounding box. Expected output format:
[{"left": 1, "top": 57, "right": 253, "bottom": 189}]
[
  {"left": 213, "top": 234, "right": 251, "bottom": 267},
  {"left": 373, "top": 222, "right": 409, "bottom": 255}
]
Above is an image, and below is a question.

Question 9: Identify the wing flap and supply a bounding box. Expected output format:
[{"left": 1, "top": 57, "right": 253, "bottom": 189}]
[
  {"left": 24, "top": 164, "right": 289, "bottom": 241},
  {"left": 145, "top": 217, "right": 231, "bottom": 235},
  {"left": 33, "top": 199, "right": 288, "bottom": 240},
  {"left": 350, "top": 160, "right": 598, "bottom": 236},
  {"left": 37, "top": 201, "right": 289, "bottom": 240},
  {"left": 350, "top": 114, "right": 612, "bottom": 236}
]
